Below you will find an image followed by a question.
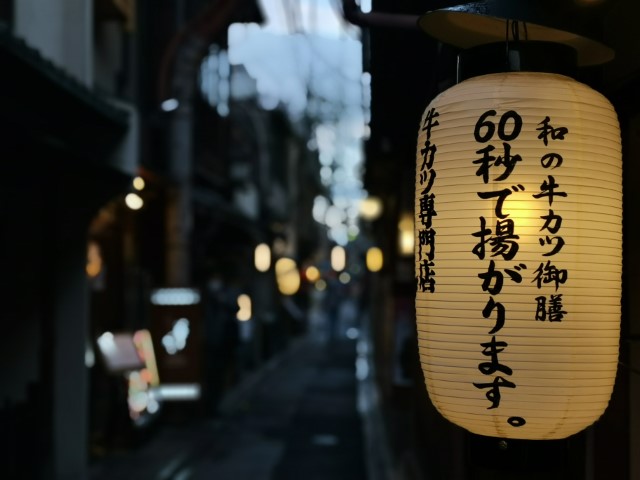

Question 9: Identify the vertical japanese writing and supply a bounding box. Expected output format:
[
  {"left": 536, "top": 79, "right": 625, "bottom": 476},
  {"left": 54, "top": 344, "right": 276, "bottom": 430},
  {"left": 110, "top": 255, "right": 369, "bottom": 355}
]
[
  {"left": 533, "top": 117, "right": 569, "bottom": 322},
  {"left": 471, "top": 110, "right": 526, "bottom": 428},
  {"left": 417, "top": 108, "right": 439, "bottom": 293}
]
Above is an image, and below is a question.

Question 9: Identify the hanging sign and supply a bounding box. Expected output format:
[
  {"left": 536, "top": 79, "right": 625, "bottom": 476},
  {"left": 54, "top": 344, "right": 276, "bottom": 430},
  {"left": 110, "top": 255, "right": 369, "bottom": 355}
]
[{"left": 415, "top": 72, "right": 622, "bottom": 440}]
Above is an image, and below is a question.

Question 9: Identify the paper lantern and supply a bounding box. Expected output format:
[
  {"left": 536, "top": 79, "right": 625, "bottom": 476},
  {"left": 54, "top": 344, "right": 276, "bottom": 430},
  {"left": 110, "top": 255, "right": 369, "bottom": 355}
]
[
  {"left": 255, "top": 243, "right": 271, "bottom": 272},
  {"left": 331, "top": 245, "right": 346, "bottom": 272},
  {"left": 275, "top": 257, "right": 301, "bottom": 295},
  {"left": 414, "top": 72, "right": 622, "bottom": 440},
  {"left": 366, "top": 247, "right": 384, "bottom": 272}
]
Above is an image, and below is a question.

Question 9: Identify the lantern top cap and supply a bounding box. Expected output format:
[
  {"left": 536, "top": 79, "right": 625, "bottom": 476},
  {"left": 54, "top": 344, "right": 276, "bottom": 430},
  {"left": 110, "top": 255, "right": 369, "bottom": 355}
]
[{"left": 418, "top": 9, "right": 614, "bottom": 67}]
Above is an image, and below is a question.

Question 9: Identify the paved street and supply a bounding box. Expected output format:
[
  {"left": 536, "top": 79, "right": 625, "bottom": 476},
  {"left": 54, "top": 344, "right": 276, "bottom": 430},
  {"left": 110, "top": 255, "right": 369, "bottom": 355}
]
[{"left": 90, "top": 336, "right": 366, "bottom": 480}]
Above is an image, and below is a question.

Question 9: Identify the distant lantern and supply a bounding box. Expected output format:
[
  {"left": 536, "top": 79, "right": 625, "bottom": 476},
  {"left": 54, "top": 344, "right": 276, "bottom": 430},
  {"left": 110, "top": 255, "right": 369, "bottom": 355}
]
[
  {"left": 133, "top": 176, "right": 146, "bottom": 191},
  {"left": 415, "top": 72, "right": 622, "bottom": 440},
  {"left": 366, "top": 247, "right": 384, "bottom": 272},
  {"left": 359, "top": 196, "right": 383, "bottom": 221},
  {"left": 331, "top": 246, "right": 346, "bottom": 272},
  {"left": 398, "top": 213, "right": 414, "bottom": 256},
  {"left": 305, "top": 265, "right": 321, "bottom": 282},
  {"left": 254, "top": 243, "right": 271, "bottom": 272},
  {"left": 125, "top": 193, "right": 144, "bottom": 210},
  {"left": 236, "top": 294, "right": 252, "bottom": 321},
  {"left": 275, "top": 258, "right": 300, "bottom": 296}
]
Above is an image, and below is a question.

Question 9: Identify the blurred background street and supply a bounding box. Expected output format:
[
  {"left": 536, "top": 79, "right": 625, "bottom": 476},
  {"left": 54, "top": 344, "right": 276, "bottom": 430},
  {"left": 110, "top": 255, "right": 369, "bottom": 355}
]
[{"left": 90, "top": 329, "right": 367, "bottom": 480}]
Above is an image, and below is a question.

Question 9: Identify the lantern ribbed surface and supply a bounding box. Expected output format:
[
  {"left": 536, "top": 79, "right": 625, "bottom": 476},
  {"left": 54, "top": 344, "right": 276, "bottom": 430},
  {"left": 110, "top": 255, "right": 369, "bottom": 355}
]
[{"left": 414, "top": 72, "right": 621, "bottom": 440}]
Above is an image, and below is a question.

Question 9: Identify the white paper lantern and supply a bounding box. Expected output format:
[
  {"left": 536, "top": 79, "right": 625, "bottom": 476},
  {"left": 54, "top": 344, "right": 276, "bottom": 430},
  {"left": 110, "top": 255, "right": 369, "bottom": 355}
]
[{"left": 414, "top": 72, "right": 622, "bottom": 440}]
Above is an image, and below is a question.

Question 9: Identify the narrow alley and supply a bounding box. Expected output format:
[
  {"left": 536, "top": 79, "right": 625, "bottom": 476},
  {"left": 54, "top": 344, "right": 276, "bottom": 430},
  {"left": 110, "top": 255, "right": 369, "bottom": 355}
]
[{"left": 90, "top": 333, "right": 367, "bottom": 480}]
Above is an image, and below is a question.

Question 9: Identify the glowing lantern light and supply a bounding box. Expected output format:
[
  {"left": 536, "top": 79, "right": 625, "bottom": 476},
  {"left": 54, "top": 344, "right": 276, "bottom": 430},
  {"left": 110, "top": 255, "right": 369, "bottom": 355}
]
[
  {"left": 275, "top": 258, "right": 300, "bottom": 295},
  {"left": 359, "top": 196, "right": 383, "bottom": 221},
  {"left": 305, "top": 266, "right": 321, "bottom": 282},
  {"left": 125, "top": 192, "right": 144, "bottom": 210},
  {"left": 254, "top": 243, "right": 271, "bottom": 272},
  {"left": 398, "top": 213, "right": 414, "bottom": 256},
  {"left": 366, "top": 247, "right": 383, "bottom": 272},
  {"left": 237, "top": 294, "right": 252, "bottom": 321},
  {"left": 133, "top": 176, "right": 146, "bottom": 191},
  {"left": 331, "top": 246, "right": 346, "bottom": 272},
  {"left": 415, "top": 72, "right": 622, "bottom": 440},
  {"left": 86, "top": 241, "right": 103, "bottom": 278}
]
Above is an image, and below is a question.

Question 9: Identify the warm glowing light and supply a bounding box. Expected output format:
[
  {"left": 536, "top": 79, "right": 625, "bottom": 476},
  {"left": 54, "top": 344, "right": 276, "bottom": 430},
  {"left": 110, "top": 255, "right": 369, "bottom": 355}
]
[
  {"left": 275, "top": 257, "right": 300, "bottom": 295},
  {"left": 86, "top": 241, "right": 103, "bottom": 278},
  {"left": 359, "top": 196, "right": 383, "bottom": 221},
  {"left": 133, "top": 176, "right": 146, "bottom": 190},
  {"left": 125, "top": 193, "right": 144, "bottom": 210},
  {"left": 133, "top": 329, "right": 160, "bottom": 387},
  {"left": 141, "top": 369, "right": 152, "bottom": 383},
  {"left": 331, "top": 246, "right": 346, "bottom": 272},
  {"left": 366, "top": 247, "right": 383, "bottom": 272},
  {"left": 415, "top": 72, "right": 622, "bottom": 440},
  {"left": 254, "top": 243, "right": 271, "bottom": 272},
  {"left": 305, "top": 266, "right": 321, "bottom": 282},
  {"left": 398, "top": 213, "right": 414, "bottom": 256},
  {"left": 237, "top": 294, "right": 252, "bottom": 321}
]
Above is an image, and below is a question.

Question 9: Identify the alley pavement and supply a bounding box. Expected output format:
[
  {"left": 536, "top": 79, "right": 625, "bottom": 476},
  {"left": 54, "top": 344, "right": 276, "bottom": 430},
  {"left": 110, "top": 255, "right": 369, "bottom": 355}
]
[{"left": 89, "top": 335, "right": 367, "bottom": 480}]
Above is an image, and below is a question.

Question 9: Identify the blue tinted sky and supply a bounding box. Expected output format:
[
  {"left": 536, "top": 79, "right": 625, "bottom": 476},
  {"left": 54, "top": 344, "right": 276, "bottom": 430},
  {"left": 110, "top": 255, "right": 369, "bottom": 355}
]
[{"left": 228, "top": 0, "right": 370, "bottom": 245}]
